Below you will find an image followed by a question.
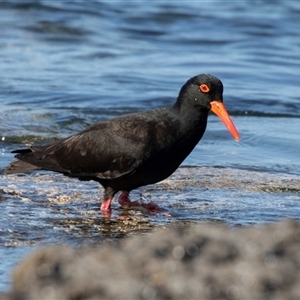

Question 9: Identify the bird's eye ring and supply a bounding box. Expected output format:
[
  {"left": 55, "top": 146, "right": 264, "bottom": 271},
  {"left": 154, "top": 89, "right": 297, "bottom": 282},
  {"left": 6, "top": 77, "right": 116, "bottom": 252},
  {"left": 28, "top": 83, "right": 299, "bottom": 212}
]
[{"left": 199, "top": 84, "right": 210, "bottom": 93}]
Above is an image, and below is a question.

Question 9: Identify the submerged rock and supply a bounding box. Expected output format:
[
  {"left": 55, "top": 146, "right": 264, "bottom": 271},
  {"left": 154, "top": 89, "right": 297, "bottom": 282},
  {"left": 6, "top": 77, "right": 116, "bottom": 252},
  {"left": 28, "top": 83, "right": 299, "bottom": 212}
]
[{"left": 6, "top": 220, "right": 300, "bottom": 299}]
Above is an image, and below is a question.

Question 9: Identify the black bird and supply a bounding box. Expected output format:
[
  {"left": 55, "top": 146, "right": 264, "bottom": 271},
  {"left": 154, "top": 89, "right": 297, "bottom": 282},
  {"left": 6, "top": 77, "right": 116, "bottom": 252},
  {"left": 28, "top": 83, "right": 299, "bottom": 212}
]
[{"left": 4, "top": 74, "right": 240, "bottom": 214}]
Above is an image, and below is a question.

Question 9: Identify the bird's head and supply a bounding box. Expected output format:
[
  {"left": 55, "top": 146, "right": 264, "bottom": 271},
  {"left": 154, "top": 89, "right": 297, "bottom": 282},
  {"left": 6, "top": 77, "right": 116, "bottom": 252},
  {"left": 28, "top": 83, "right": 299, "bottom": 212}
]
[{"left": 176, "top": 74, "right": 240, "bottom": 141}]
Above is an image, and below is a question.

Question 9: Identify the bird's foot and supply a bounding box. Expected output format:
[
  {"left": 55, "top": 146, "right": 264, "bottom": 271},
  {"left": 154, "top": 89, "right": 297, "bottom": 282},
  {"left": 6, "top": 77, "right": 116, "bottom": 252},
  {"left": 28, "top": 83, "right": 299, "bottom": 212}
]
[{"left": 118, "top": 191, "right": 170, "bottom": 215}]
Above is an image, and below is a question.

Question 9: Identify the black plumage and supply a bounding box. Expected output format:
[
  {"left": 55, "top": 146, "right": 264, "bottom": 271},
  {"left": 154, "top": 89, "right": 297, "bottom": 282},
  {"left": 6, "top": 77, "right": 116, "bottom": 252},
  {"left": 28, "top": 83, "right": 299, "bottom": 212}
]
[{"left": 5, "top": 74, "right": 240, "bottom": 213}]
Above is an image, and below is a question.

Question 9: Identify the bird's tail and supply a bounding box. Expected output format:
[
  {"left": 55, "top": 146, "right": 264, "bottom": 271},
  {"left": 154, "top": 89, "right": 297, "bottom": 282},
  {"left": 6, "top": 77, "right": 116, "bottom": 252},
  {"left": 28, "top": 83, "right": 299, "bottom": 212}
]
[{"left": 3, "top": 149, "right": 40, "bottom": 174}]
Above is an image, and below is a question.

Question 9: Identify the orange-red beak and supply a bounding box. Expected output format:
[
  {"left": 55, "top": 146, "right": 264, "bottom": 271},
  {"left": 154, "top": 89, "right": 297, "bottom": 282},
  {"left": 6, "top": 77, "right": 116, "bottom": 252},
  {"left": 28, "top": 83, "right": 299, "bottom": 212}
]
[{"left": 210, "top": 101, "right": 240, "bottom": 141}]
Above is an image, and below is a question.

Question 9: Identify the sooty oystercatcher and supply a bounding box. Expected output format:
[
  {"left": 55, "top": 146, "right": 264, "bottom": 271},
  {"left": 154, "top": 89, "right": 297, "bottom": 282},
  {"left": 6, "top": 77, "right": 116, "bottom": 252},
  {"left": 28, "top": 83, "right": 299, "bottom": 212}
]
[{"left": 4, "top": 74, "right": 240, "bottom": 214}]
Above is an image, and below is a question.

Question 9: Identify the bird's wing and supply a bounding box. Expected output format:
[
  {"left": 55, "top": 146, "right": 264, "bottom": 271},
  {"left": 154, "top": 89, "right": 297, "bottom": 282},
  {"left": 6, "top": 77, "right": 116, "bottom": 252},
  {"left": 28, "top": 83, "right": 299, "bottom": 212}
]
[{"left": 13, "top": 112, "right": 172, "bottom": 179}]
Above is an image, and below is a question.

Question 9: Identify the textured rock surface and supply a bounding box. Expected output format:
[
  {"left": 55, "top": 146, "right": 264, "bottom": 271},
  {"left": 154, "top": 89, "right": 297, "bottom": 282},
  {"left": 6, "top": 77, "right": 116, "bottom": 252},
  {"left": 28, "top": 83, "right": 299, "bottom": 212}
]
[{"left": 6, "top": 220, "right": 300, "bottom": 299}]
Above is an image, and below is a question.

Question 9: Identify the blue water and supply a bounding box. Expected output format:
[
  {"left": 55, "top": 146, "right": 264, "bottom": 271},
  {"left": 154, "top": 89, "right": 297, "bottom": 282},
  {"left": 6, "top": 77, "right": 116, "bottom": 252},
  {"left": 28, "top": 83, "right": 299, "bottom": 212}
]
[{"left": 0, "top": 0, "right": 300, "bottom": 292}]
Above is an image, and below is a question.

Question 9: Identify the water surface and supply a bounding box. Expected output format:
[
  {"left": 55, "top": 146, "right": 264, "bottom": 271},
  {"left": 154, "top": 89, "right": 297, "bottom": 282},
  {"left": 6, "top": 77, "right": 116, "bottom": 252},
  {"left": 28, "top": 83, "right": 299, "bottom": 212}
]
[{"left": 1, "top": 0, "right": 300, "bottom": 292}]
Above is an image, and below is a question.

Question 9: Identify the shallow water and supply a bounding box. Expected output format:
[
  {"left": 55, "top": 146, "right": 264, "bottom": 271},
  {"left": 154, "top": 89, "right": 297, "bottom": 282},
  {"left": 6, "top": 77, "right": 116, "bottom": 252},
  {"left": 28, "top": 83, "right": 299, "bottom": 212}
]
[{"left": 0, "top": 0, "right": 300, "bottom": 292}]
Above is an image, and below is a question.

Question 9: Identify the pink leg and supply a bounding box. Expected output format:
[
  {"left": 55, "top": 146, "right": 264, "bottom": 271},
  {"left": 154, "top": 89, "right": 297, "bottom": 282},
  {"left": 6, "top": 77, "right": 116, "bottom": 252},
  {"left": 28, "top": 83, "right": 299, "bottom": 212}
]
[
  {"left": 100, "top": 198, "right": 112, "bottom": 212},
  {"left": 118, "top": 191, "right": 166, "bottom": 214},
  {"left": 118, "top": 191, "right": 139, "bottom": 207}
]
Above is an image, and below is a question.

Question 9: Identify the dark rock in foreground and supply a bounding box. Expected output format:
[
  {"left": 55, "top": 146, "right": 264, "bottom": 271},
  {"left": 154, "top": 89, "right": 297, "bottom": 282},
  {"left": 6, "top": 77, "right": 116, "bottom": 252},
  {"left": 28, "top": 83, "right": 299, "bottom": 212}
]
[{"left": 7, "top": 220, "right": 300, "bottom": 299}]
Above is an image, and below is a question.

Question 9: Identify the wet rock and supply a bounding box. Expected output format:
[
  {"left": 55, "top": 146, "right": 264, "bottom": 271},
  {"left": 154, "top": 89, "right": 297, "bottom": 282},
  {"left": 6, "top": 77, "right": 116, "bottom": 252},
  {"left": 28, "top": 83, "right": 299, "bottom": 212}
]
[{"left": 6, "top": 220, "right": 300, "bottom": 299}]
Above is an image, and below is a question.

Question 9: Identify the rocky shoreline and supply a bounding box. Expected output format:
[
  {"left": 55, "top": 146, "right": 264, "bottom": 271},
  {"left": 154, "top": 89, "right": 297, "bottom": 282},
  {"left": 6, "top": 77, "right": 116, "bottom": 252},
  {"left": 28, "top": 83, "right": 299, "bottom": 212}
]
[{"left": 3, "top": 219, "right": 300, "bottom": 299}]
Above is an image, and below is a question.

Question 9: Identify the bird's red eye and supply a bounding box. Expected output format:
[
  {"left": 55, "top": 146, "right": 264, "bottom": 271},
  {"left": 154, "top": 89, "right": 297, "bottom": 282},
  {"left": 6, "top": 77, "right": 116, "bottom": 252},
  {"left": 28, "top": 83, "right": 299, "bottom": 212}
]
[{"left": 199, "top": 84, "right": 210, "bottom": 93}]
